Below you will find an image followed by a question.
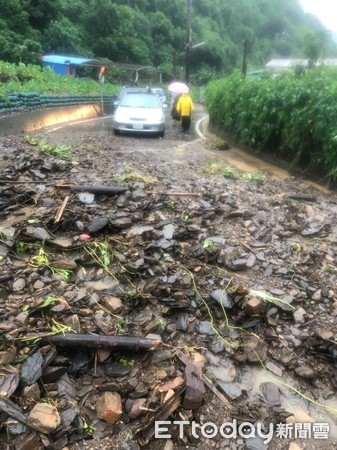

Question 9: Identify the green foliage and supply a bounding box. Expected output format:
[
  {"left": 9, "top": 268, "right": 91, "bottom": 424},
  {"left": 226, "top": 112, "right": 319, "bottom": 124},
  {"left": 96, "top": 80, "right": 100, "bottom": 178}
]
[
  {"left": 50, "top": 319, "right": 74, "bottom": 335},
  {"left": 82, "top": 418, "right": 96, "bottom": 435},
  {"left": 222, "top": 166, "right": 237, "bottom": 179},
  {"left": 84, "top": 241, "right": 111, "bottom": 269},
  {"left": 43, "top": 18, "right": 87, "bottom": 55},
  {"left": 39, "top": 296, "right": 61, "bottom": 309},
  {"left": 304, "top": 31, "right": 329, "bottom": 68},
  {"left": 202, "top": 239, "right": 215, "bottom": 252},
  {"left": 0, "top": 61, "right": 118, "bottom": 97},
  {"left": 16, "top": 241, "right": 34, "bottom": 256},
  {"left": 29, "top": 248, "right": 72, "bottom": 281},
  {"left": 116, "top": 318, "right": 129, "bottom": 333},
  {"left": 2, "top": 0, "right": 337, "bottom": 82},
  {"left": 119, "top": 358, "right": 134, "bottom": 366},
  {"left": 241, "top": 172, "right": 266, "bottom": 182},
  {"left": 28, "top": 0, "right": 61, "bottom": 30},
  {"left": 201, "top": 160, "right": 226, "bottom": 175},
  {"left": 205, "top": 67, "right": 337, "bottom": 180},
  {"left": 26, "top": 136, "right": 72, "bottom": 158},
  {"left": 0, "top": 0, "right": 42, "bottom": 64}
]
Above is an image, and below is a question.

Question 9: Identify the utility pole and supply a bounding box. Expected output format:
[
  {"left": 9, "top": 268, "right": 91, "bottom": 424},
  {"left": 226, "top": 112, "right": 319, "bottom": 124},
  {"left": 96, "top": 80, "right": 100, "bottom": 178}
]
[
  {"left": 185, "top": 0, "right": 192, "bottom": 84},
  {"left": 173, "top": 50, "right": 177, "bottom": 79},
  {"left": 242, "top": 39, "right": 249, "bottom": 78}
]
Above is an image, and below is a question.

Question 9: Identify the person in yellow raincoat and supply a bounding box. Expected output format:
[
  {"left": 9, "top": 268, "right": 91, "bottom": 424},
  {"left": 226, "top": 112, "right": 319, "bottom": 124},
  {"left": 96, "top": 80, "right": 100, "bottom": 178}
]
[{"left": 176, "top": 92, "right": 194, "bottom": 132}]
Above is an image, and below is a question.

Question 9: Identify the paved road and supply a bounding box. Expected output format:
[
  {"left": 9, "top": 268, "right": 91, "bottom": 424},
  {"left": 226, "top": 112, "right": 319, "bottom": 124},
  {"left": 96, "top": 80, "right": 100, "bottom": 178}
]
[
  {"left": 44, "top": 105, "right": 208, "bottom": 141},
  {"left": 40, "top": 105, "right": 329, "bottom": 193}
]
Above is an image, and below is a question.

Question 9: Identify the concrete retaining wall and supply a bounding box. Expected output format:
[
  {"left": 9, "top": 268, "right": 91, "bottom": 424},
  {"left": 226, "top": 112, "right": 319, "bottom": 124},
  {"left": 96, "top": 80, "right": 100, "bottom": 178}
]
[{"left": 0, "top": 104, "right": 101, "bottom": 135}]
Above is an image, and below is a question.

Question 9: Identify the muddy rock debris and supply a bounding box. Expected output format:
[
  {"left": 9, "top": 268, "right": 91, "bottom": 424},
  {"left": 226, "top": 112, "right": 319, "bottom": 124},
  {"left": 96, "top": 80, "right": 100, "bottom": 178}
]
[{"left": 0, "top": 129, "right": 336, "bottom": 450}]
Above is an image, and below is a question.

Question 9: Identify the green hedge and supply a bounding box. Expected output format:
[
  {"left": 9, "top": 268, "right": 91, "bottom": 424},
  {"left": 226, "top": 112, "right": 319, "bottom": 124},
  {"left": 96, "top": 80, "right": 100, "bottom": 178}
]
[
  {"left": 205, "top": 68, "right": 337, "bottom": 181},
  {"left": 0, "top": 92, "right": 117, "bottom": 113}
]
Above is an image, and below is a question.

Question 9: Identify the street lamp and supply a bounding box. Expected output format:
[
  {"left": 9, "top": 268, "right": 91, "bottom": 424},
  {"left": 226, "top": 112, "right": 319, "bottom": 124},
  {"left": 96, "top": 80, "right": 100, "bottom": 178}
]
[
  {"left": 190, "top": 41, "right": 205, "bottom": 49},
  {"left": 185, "top": 41, "right": 205, "bottom": 84}
]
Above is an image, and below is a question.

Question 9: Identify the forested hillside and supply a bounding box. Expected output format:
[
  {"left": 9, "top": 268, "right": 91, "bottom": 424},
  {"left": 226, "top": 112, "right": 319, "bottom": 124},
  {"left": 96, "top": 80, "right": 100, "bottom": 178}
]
[{"left": 1, "top": 0, "right": 336, "bottom": 83}]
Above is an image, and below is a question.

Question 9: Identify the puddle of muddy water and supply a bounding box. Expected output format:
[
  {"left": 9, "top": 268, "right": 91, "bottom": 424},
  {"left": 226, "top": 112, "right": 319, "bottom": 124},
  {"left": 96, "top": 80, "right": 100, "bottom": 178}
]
[
  {"left": 1, "top": 206, "right": 33, "bottom": 227},
  {"left": 204, "top": 147, "right": 331, "bottom": 194},
  {"left": 243, "top": 367, "right": 337, "bottom": 437}
]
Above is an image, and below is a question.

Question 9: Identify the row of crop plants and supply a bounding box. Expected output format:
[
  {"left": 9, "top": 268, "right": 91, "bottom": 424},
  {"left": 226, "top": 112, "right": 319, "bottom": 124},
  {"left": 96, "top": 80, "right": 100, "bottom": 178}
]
[{"left": 205, "top": 68, "right": 337, "bottom": 182}]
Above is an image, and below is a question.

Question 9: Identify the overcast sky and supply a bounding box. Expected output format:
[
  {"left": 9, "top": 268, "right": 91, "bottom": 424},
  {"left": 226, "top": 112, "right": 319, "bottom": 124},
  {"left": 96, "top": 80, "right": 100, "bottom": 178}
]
[{"left": 299, "top": 0, "right": 337, "bottom": 33}]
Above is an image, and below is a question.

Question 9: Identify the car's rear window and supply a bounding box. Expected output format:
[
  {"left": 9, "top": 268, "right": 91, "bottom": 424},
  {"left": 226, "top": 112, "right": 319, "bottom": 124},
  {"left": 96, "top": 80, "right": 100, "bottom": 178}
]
[
  {"left": 152, "top": 89, "right": 164, "bottom": 96},
  {"left": 119, "top": 93, "right": 161, "bottom": 108},
  {"left": 118, "top": 87, "right": 148, "bottom": 99}
]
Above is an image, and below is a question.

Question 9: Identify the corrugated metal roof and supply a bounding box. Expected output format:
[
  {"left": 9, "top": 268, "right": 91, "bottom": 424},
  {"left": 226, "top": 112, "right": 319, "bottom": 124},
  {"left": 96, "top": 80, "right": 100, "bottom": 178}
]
[
  {"left": 266, "top": 58, "right": 337, "bottom": 69},
  {"left": 322, "top": 58, "right": 337, "bottom": 65},
  {"left": 42, "top": 55, "right": 97, "bottom": 65},
  {"left": 41, "top": 55, "right": 157, "bottom": 70},
  {"left": 265, "top": 59, "right": 308, "bottom": 68}
]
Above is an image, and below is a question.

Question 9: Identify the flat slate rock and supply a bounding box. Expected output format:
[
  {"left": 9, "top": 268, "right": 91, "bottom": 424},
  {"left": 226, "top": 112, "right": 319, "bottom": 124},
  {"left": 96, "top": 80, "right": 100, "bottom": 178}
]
[
  {"left": 259, "top": 381, "right": 281, "bottom": 406},
  {"left": 218, "top": 382, "right": 242, "bottom": 400},
  {"left": 211, "top": 289, "right": 234, "bottom": 309}
]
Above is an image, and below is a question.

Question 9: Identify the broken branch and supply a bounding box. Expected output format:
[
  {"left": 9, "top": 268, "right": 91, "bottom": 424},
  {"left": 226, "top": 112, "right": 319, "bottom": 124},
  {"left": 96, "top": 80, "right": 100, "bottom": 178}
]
[
  {"left": 0, "top": 180, "right": 44, "bottom": 184},
  {"left": 57, "top": 185, "right": 128, "bottom": 196},
  {"left": 36, "top": 333, "right": 161, "bottom": 351},
  {"left": 54, "top": 195, "right": 70, "bottom": 223},
  {"left": 287, "top": 194, "right": 317, "bottom": 202}
]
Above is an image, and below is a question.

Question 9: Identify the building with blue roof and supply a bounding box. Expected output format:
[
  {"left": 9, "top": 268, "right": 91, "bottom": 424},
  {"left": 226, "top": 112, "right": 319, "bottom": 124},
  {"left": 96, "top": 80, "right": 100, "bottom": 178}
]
[{"left": 41, "top": 54, "right": 99, "bottom": 76}]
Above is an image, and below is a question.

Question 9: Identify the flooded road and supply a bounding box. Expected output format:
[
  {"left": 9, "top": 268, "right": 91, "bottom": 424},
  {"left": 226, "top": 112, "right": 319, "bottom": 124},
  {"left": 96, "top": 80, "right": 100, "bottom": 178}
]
[{"left": 42, "top": 105, "right": 331, "bottom": 194}]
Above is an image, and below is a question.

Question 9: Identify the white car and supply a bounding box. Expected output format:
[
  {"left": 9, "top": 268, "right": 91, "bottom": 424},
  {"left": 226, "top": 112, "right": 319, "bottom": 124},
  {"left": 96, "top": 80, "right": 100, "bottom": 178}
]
[
  {"left": 150, "top": 88, "right": 168, "bottom": 108},
  {"left": 112, "top": 92, "right": 165, "bottom": 137}
]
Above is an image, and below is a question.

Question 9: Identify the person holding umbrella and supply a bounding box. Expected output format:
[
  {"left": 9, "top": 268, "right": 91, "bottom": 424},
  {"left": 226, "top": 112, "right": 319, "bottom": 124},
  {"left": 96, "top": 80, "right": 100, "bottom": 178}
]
[
  {"left": 167, "top": 81, "right": 194, "bottom": 132},
  {"left": 176, "top": 91, "right": 194, "bottom": 132}
]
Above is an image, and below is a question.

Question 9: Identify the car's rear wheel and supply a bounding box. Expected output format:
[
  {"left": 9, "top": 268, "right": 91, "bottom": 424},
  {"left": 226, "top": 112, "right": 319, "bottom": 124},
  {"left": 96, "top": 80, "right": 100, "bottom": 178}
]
[
  {"left": 114, "top": 129, "right": 120, "bottom": 135},
  {"left": 158, "top": 129, "right": 165, "bottom": 138}
]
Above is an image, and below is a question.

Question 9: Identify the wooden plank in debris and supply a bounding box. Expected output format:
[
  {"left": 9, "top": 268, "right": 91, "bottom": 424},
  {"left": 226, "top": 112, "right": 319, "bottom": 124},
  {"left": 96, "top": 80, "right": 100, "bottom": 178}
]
[
  {"left": 135, "top": 384, "right": 185, "bottom": 446},
  {"left": 176, "top": 352, "right": 204, "bottom": 410},
  {"left": 201, "top": 374, "right": 232, "bottom": 411},
  {"left": 177, "top": 351, "right": 232, "bottom": 411},
  {"left": 183, "top": 359, "right": 204, "bottom": 410}
]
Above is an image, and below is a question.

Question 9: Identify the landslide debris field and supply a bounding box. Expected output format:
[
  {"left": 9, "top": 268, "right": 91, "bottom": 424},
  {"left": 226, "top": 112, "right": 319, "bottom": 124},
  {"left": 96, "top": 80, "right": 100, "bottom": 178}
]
[{"left": 0, "top": 124, "right": 337, "bottom": 450}]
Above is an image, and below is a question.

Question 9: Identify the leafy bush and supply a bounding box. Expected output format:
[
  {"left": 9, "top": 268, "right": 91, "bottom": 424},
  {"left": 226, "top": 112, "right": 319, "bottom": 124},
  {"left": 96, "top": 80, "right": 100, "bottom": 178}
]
[
  {"left": 0, "top": 61, "right": 119, "bottom": 97},
  {"left": 205, "top": 68, "right": 337, "bottom": 181}
]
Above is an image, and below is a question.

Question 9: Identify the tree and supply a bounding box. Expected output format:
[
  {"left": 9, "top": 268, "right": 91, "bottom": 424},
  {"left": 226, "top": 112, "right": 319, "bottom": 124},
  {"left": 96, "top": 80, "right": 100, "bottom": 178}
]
[
  {"left": 27, "top": 0, "right": 61, "bottom": 30},
  {"left": 0, "top": 30, "right": 41, "bottom": 64},
  {"left": 0, "top": 0, "right": 41, "bottom": 63},
  {"left": 1, "top": 0, "right": 337, "bottom": 81},
  {"left": 0, "top": 0, "right": 31, "bottom": 34},
  {"left": 304, "top": 31, "right": 328, "bottom": 68},
  {"left": 44, "top": 18, "right": 89, "bottom": 55}
]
